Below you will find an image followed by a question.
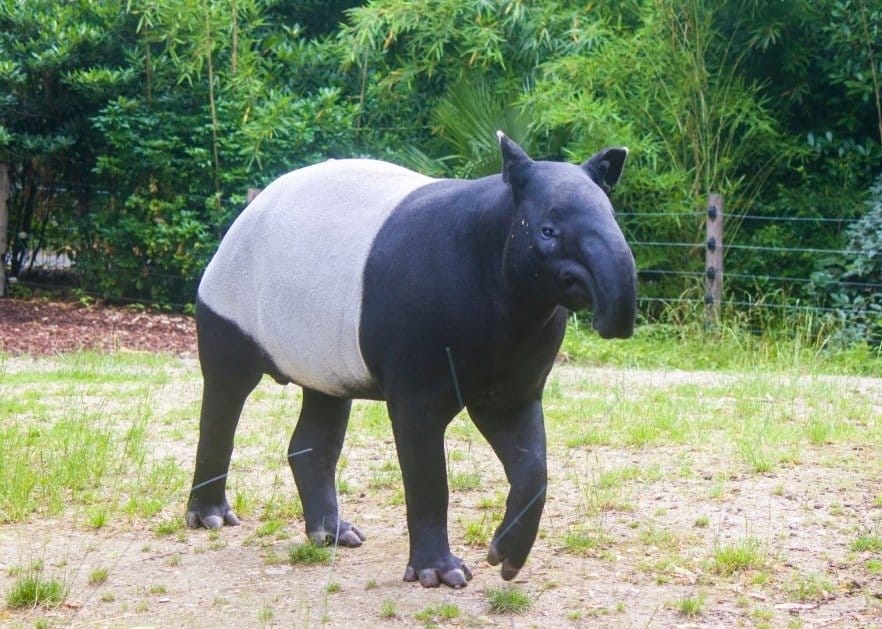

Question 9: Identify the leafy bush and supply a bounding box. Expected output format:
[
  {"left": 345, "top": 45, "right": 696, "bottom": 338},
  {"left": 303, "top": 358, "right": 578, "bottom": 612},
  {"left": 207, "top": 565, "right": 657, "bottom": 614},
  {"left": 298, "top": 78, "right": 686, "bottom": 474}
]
[{"left": 812, "top": 173, "right": 882, "bottom": 344}]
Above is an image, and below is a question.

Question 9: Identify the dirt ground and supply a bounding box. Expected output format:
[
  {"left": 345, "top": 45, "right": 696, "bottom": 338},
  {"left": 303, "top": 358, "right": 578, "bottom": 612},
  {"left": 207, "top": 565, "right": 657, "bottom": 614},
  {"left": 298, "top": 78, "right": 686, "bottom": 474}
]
[
  {"left": 1, "top": 298, "right": 882, "bottom": 627},
  {"left": 0, "top": 298, "right": 196, "bottom": 356}
]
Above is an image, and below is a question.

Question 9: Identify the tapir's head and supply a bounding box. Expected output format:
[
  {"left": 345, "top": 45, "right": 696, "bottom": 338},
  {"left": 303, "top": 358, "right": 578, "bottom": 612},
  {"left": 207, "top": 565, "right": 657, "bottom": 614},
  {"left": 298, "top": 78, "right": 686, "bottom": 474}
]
[{"left": 498, "top": 132, "right": 637, "bottom": 339}]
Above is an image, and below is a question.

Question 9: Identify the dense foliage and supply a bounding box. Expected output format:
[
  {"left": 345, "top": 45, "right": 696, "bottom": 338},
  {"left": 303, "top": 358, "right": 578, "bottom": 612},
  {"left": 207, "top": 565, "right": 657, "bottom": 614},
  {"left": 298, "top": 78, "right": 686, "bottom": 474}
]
[{"left": 0, "top": 0, "right": 880, "bottom": 335}]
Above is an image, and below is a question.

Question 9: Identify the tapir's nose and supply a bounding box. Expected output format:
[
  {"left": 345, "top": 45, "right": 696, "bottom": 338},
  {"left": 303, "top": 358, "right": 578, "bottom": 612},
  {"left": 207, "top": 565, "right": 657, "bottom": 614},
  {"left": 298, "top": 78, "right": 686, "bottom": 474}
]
[{"left": 585, "top": 231, "right": 637, "bottom": 339}]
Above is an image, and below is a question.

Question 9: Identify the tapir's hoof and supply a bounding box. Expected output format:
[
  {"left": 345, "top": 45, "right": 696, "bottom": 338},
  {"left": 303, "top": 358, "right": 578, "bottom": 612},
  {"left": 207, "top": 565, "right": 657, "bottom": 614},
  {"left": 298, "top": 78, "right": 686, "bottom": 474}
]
[
  {"left": 487, "top": 544, "right": 522, "bottom": 581},
  {"left": 403, "top": 556, "right": 473, "bottom": 589},
  {"left": 186, "top": 508, "right": 240, "bottom": 529},
  {"left": 308, "top": 521, "right": 366, "bottom": 548}
]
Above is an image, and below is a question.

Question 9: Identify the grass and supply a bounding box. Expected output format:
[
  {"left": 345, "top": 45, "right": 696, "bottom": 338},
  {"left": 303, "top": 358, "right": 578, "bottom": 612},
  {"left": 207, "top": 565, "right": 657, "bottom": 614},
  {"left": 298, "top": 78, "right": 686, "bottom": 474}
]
[
  {"left": 88, "top": 566, "right": 109, "bottom": 585},
  {"left": 1, "top": 319, "right": 881, "bottom": 624},
  {"left": 712, "top": 539, "right": 765, "bottom": 574},
  {"left": 462, "top": 515, "right": 493, "bottom": 546},
  {"left": 785, "top": 572, "right": 834, "bottom": 602},
  {"left": 5, "top": 573, "right": 66, "bottom": 609},
  {"left": 379, "top": 599, "right": 397, "bottom": 619},
  {"left": 674, "top": 593, "right": 705, "bottom": 617},
  {"left": 562, "top": 527, "right": 611, "bottom": 556},
  {"left": 852, "top": 535, "right": 882, "bottom": 552},
  {"left": 288, "top": 542, "right": 332, "bottom": 565},
  {"left": 449, "top": 470, "right": 481, "bottom": 491},
  {"left": 487, "top": 586, "right": 531, "bottom": 614},
  {"left": 414, "top": 602, "right": 460, "bottom": 622},
  {"left": 560, "top": 316, "right": 882, "bottom": 376}
]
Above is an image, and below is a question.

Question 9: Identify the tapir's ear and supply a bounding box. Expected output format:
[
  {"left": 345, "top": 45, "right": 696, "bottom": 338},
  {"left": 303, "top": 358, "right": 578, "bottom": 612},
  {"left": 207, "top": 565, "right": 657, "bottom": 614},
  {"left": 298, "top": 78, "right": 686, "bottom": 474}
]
[
  {"left": 582, "top": 147, "right": 629, "bottom": 192},
  {"left": 497, "top": 130, "right": 532, "bottom": 187}
]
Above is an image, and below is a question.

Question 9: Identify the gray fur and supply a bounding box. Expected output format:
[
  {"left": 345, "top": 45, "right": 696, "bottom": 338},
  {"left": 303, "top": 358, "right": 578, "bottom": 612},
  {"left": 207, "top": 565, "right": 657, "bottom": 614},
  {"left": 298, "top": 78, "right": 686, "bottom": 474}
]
[{"left": 198, "top": 159, "right": 434, "bottom": 396}]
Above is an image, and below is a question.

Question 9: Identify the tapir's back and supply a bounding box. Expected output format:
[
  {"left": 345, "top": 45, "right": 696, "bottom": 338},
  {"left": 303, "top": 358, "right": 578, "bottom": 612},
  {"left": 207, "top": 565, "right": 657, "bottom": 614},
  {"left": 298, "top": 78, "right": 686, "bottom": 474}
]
[{"left": 198, "top": 159, "right": 435, "bottom": 397}]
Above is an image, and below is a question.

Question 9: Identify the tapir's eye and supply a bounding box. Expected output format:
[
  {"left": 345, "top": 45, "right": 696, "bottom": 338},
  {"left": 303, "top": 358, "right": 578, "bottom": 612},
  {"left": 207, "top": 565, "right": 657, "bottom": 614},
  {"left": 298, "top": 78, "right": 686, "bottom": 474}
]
[{"left": 540, "top": 226, "right": 556, "bottom": 239}]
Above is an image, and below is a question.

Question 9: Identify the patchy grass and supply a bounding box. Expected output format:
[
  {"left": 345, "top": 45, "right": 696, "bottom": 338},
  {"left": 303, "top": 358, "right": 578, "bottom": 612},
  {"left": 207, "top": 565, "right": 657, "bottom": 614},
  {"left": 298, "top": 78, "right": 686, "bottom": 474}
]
[
  {"left": 562, "top": 527, "right": 611, "bottom": 556},
  {"left": 852, "top": 535, "right": 882, "bottom": 552},
  {"left": 560, "top": 317, "right": 882, "bottom": 376},
  {"left": 784, "top": 572, "right": 835, "bottom": 602},
  {"left": 487, "top": 586, "right": 531, "bottom": 614},
  {"left": 414, "top": 602, "right": 460, "bottom": 622},
  {"left": 288, "top": 543, "right": 332, "bottom": 565},
  {"left": 378, "top": 599, "right": 397, "bottom": 619},
  {"left": 88, "top": 566, "right": 109, "bottom": 585},
  {"left": 5, "top": 573, "right": 66, "bottom": 609},
  {"left": 712, "top": 539, "right": 766, "bottom": 575},
  {"left": 673, "top": 592, "right": 705, "bottom": 617},
  {"left": 1, "top": 337, "right": 881, "bottom": 626}
]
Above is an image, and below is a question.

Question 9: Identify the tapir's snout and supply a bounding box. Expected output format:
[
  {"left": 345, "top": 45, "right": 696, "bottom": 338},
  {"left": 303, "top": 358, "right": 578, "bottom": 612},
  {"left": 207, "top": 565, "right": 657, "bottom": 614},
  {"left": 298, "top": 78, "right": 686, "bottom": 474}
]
[{"left": 585, "top": 232, "right": 637, "bottom": 340}]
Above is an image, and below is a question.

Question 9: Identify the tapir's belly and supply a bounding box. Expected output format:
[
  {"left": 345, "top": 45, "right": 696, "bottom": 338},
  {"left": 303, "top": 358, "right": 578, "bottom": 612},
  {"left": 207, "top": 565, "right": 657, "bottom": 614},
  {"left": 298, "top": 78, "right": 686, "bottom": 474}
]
[{"left": 198, "top": 159, "right": 434, "bottom": 397}]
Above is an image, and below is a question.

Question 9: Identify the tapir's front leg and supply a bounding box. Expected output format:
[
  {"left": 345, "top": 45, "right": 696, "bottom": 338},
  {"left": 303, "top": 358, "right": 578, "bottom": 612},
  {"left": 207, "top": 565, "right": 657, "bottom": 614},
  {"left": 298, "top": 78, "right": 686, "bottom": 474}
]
[
  {"left": 469, "top": 399, "right": 547, "bottom": 580},
  {"left": 387, "top": 397, "right": 472, "bottom": 589}
]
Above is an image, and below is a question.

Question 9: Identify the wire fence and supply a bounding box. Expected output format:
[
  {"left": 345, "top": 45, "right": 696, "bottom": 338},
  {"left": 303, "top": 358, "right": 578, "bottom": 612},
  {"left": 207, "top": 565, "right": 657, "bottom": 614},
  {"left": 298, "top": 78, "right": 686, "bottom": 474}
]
[{"left": 2, "top": 192, "right": 881, "bottom": 323}]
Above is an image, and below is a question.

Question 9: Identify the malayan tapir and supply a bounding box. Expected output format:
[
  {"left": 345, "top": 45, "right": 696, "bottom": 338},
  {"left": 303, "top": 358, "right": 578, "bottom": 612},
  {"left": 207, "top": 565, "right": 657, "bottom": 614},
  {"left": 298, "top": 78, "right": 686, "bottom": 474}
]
[{"left": 187, "top": 132, "right": 637, "bottom": 589}]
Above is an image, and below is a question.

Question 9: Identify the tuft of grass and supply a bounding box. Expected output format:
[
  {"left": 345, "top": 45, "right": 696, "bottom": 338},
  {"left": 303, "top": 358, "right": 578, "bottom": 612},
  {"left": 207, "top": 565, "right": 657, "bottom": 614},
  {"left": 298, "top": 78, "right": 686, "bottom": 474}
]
[
  {"left": 365, "top": 579, "right": 379, "bottom": 590},
  {"left": 785, "top": 572, "right": 834, "bottom": 602},
  {"left": 562, "top": 528, "right": 611, "bottom": 556},
  {"left": 379, "top": 599, "right": 397, "bottom": 619},
  {"left": 712, "top": 539, "right": 765, "bottom": 574},
  {"left": 326, "top": 581, "right": 342, "bottom": 593},
  {"left": 852, "top": 535, "right": 882, "bottom": 552},
  {"left": 148, "top": 583, "right": 167, "bottom": 595},
  {"left": 86, "top": 506, "right": 109, "bottom": 529},
  {"left": 154, "top": 518, "right": 183, "bottom": 536},
  {"left": 487, "top": 586, "right": 531, "bottom": 614},
  {"left": 675, "top": 593, "right": 705, "bottom": 617},
  {"left": 88, "top": 566, "right": 109, "bottom": 585},
  {"left": 233, "top": 491, "right": 251, "bottom": 517},
  {"left": 477, "top": 492, "right": 506, "bottom": 511},
  {"left": 449, "top": 470, "right": 481, "bottom": 491},
  {"left": 414, "top": 602, "right": 461, "bottom": 622},
  {"left": 462, "top": 516, "right": 492, "bottom": 546},
  {"left": 8, "top": 560, "right": 43, "bottom": 576},
  {"left": 258, "top": 604, "right": 274, "bottom": 622},
  {"left": 289, "top": 542, "right": 332, "bottom": 565},
  {"left": 737, "top": 437, "right": 776, "bottom": 474},
  {"left": 6, "top": 573, "right": 66, "bottom": 608},
  {"left": 367, "top": 470, "right": 399, "bottom": 490},
  {"left": 694, "top": 515, "right": 710, "bottom": 528},
  {"left": 256, "top": 519, "right": 285, "bottom": 538}
]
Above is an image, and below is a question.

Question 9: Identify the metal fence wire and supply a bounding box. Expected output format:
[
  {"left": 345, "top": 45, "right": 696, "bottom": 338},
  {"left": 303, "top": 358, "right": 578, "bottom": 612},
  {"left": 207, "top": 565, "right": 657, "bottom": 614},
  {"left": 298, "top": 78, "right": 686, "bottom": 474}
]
[{"left": 2, "top": 192, "right": 881, "bottom": 319}]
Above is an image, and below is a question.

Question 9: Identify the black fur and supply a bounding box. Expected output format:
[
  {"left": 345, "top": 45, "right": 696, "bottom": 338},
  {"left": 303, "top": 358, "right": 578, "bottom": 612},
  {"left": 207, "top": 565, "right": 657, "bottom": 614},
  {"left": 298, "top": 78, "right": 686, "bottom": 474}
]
[{"left": 187, "top": 136, "right": 637, "bottom": 589}]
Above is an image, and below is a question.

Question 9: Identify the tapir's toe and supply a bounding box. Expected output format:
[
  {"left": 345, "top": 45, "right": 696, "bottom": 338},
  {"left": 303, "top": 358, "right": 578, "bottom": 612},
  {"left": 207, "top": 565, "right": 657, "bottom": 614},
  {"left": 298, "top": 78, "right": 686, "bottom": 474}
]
[
  {"left": 186, "top": 507, "right": 241, "bottom": 529},
  {"left": 404, "top": 555, "right": 473, "bottom": 589},
  {"left": 308, "top": 520, "right": 366, "bottom": 548},
  {"left": 487, "top": 543, "right": 523, "bottom": 581}
]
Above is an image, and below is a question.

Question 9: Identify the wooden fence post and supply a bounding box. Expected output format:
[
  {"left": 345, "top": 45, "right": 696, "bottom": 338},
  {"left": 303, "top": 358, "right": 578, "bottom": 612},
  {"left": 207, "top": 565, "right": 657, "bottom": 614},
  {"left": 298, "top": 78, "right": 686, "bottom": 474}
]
[
  {"left": 705, "top": 193, "right": 724, "bottom": 323},
  {"left": 0, "top": 163, "right": 9, "bottom": 297}
]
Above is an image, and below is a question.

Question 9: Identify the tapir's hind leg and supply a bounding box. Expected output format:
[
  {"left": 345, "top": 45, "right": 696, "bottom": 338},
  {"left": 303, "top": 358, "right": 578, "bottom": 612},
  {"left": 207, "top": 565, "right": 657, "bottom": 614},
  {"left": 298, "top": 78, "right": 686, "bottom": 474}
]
[
  {"left": 187, "top": 300, "right": 263, "bottom": 529},
  {"left": 289, "top": 388, "right": 365, "bottom": 547}
]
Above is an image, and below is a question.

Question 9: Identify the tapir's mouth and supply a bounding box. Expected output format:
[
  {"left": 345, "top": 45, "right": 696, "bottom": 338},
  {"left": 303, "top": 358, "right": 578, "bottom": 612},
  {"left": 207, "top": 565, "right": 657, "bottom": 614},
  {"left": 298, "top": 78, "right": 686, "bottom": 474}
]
[{"left": 560, "top": 270, "right": 594, "bottom": 311}]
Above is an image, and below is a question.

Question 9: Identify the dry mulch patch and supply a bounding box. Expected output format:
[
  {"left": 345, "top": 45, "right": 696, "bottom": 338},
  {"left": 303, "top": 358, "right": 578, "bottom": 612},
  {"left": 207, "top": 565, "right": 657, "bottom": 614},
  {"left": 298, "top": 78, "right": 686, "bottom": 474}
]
[{"left": 0, "top": 297, "right": 196, "bottom": 356}]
